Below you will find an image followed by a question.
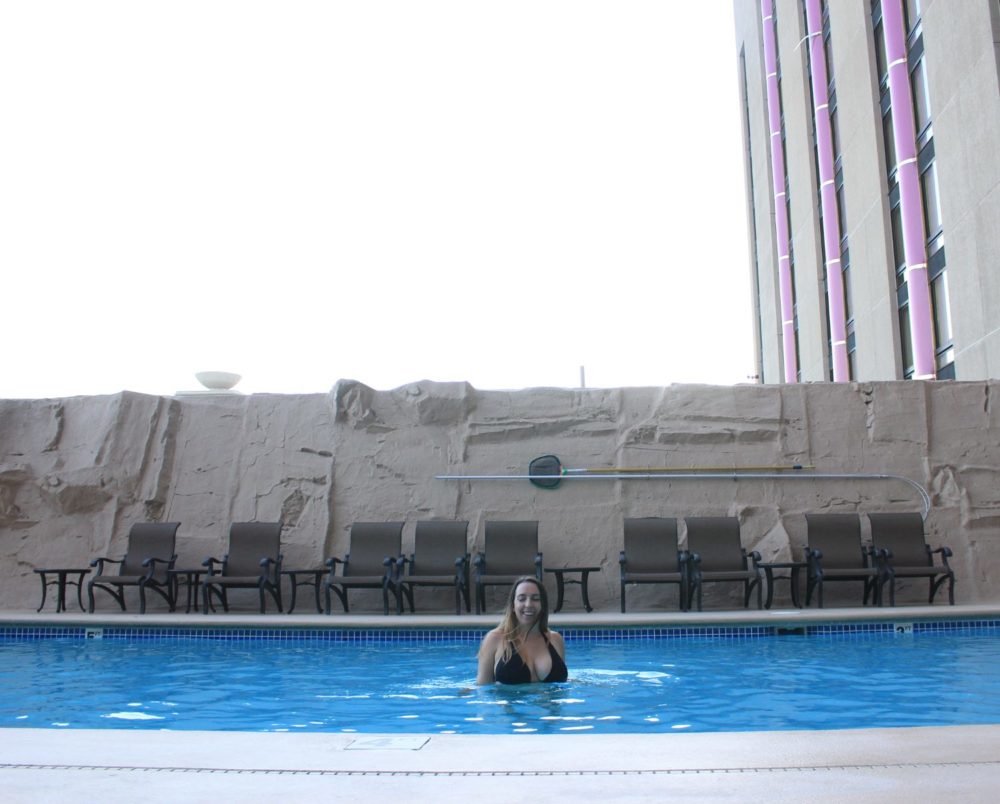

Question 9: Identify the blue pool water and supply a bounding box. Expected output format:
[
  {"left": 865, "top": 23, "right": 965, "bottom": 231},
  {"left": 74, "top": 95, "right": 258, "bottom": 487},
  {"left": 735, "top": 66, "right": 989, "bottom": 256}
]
[{"left": 3, "top": 625, "right": 1000, "bottom": 734}]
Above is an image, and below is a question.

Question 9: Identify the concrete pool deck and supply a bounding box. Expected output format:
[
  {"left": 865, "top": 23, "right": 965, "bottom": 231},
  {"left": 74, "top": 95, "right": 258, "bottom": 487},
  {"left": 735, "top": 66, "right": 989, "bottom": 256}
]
[{"left": 3, "top": 604, "right": 1000, "bottom": 801}]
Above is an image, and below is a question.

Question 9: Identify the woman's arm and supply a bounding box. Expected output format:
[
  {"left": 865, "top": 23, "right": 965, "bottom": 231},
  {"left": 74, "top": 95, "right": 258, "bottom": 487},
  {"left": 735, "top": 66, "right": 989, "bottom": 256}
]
[{"left": 476, "top": 630, "right": 501, "bottom": 685}]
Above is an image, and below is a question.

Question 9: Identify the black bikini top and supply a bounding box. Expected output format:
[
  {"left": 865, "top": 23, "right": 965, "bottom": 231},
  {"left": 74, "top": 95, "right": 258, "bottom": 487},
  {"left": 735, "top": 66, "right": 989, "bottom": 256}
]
[{"left": 494, "top": 636, "right": 568, "bottom": 684}]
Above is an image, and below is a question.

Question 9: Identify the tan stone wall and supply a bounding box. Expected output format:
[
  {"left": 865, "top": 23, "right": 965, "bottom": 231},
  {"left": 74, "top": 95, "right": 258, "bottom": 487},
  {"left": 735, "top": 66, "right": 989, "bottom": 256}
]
[{"left": 2, "top": 380, "right": 998, "bottom": 613}]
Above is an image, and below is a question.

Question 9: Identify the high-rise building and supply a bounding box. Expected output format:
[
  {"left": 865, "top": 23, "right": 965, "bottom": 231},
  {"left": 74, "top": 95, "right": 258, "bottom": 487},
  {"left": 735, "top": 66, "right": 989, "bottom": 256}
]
[{"left": 733, "top": 0, "right": 1000, "bottom": 382}]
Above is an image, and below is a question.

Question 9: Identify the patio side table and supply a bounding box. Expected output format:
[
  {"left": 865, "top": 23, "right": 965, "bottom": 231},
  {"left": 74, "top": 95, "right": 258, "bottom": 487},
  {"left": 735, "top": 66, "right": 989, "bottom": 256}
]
[
  {"left": 757, "top": 561, "right": 807, "bottom": 609},
  {"left": 544, "top": 566, "right": 602, "bottom": 613},
  {"left": 280, "top": 568, "right": 326, "bottom": 614},
  {"left": 169, "top": 568, "right": 207, "bottom": 613},
  {"left": 34, "top": 568, "right": 90, "bottom": 613}
]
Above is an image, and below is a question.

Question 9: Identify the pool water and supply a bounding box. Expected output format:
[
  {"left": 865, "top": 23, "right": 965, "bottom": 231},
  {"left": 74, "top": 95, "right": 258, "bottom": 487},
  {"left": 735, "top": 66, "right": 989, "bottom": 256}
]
[{"left": 2, "top": 630, "right": 1000, "bottom": 734}]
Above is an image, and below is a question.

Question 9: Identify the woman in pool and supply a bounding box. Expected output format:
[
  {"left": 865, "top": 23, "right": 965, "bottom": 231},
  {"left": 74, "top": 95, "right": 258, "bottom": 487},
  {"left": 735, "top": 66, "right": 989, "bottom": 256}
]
[{"left": 476, "top": 575, "right": 568, "bottom": 685}]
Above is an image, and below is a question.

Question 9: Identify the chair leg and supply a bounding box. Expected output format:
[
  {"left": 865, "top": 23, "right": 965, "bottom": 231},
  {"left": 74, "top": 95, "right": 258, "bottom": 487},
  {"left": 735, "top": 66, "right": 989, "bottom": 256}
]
[
  {"left": 257, "top": 580, "right": 282, "bottom": 614},
  {"left": 105, "top": 584, "right": 127, "bottom": 612},
  {"left": 139, "top": 580, "right": 174, "bottom": 614}
]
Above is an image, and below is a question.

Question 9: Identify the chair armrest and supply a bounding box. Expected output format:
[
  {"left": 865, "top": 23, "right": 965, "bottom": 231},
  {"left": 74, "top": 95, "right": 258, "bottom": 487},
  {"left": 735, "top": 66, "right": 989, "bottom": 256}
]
[
  {"left": 201, "top": 557, "right": 223, "bottom": 576},
  {"left": 472, "top": 552, "right": 486, "bottom": 581},
  {"left": 259, "top": 556, "right": 281, "bottom": 580},
  {"left": 685, "top": 551, "right": 700, "bottom": 583},
  {"left": 747, "top": 550, "right": 762, "bottom": 568},
  {"left": 805, "top": 548, "right": 824, "bottom": 577},
  {"left": 90, "top": 556, "right": 123, "bottom": 574},
  {"left": 932, "top": 545, "right": 953, "bottom": 567},
  {"left": 140, "top": 555, "right": 176, "bottom": 579},
  {"left": 324, "top": 557, "right": 345, "bottom": 577}
]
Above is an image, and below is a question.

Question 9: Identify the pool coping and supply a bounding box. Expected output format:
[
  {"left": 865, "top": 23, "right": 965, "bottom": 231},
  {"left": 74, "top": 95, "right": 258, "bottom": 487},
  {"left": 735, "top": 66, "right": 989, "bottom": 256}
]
[
  {"left": 3, "top": 601, "right": 999, "bottom": 630},
  {"left": 3, "top": 725, "right": 1000, "bottom": 800}
]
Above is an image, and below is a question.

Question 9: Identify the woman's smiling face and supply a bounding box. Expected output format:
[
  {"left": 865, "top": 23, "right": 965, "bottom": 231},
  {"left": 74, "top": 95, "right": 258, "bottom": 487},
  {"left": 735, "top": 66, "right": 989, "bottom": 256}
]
[{"left": 513, "top": 580, "right": 543, "bottom": 626}]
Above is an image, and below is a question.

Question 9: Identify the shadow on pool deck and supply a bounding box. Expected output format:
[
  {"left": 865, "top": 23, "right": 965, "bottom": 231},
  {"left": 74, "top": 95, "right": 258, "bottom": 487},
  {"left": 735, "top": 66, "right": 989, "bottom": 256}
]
[{"left": 3, "top": 604, "right": 1000, "bottom": 801}]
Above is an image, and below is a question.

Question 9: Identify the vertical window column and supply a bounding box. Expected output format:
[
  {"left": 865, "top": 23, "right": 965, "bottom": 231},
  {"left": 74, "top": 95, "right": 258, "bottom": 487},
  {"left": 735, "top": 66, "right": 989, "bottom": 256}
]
[
  {"left": 804, "top": 0, "right": 849, "bottom": 380},
  {"left": 761, "top": 0, "right": 799, "bottom": 383},
  {"left": 881, "top": 0, "right": 936, "bottom": 378}
]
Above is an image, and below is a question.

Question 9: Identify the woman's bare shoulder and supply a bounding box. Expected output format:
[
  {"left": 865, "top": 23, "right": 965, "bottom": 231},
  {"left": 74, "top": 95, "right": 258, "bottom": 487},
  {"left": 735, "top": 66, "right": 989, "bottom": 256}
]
[{"left": 479, "top": 628, "right": 504, "bottom": 650}]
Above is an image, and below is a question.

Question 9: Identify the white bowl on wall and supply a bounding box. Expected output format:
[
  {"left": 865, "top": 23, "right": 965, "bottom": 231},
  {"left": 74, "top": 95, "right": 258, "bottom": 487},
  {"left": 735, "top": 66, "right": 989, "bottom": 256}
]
[{"left": 195, "top": 371, "right": 242, "bottom": 390}]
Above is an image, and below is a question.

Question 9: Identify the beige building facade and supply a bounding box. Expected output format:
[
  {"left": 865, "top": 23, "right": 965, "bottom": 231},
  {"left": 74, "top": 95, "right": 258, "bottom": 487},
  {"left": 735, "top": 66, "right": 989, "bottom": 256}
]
[{"left": 733, "top": 0, "right": 1000, "bottom": 383}]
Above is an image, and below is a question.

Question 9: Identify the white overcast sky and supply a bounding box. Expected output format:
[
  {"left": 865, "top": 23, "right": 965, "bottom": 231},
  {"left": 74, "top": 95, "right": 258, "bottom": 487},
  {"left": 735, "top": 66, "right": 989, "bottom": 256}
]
[{"left": 1, "top": 1, "right": 755, "bottom": 399}]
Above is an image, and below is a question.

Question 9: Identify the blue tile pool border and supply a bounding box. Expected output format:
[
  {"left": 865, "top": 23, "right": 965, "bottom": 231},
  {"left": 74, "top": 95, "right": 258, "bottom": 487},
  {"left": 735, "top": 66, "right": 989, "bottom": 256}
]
[{"left": 3, "top": 619, "right": 1000, "bottom": 644}]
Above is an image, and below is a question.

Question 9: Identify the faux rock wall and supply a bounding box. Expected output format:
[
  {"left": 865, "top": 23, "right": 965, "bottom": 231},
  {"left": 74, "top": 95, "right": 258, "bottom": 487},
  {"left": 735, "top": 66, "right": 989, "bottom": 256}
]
[{"left": 2, "top": 380, "right": 998, "bottom": 612}]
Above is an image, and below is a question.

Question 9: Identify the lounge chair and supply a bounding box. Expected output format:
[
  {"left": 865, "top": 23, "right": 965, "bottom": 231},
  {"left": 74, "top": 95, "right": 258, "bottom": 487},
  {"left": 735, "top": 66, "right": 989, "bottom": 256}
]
[
  {"left": 472, "top": 521, "right": 542, "bottom": 614},
  {"left": 323, "top": 522, "right": 403, "bottom": 615},
  {"left": 396, "top": 520, "right": 470, "bottom": 615},
  {"left": 88, "top": 522, "right": 180, "bottom": 613},
  {"left": 804, "top": 513, "right": 882, "bottom": 607},
  {"left": 619, "top": 517, "right": 688, "bottom": 612},
  {"left": 685, "top": 516, "right": 762, "bottom": 611},
  {"left": 201, "top": 521, "right": 283, "bottom": 613},
  {"left": 869, "top": 512, "right": 955, "bottom": 605}
]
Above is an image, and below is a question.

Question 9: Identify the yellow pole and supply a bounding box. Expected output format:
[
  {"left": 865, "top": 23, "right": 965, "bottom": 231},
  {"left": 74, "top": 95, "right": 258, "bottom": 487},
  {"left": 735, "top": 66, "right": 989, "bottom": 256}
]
[{"left": 566, "top": 464, "right": 813, "bottom": 474}]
